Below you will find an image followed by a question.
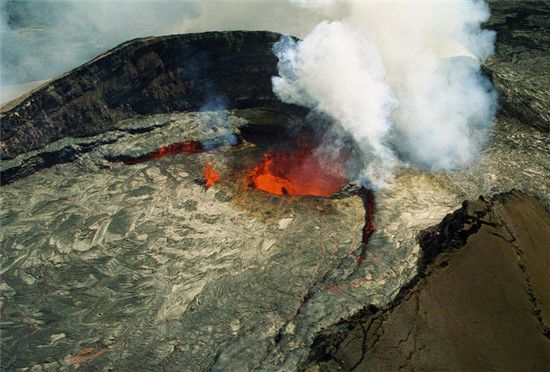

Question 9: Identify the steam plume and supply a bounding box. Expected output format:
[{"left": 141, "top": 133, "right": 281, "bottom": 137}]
[
  {"left": 2, "top": 0, "right": 497, "bottom": 189},
  {"left": 272, "top": 0, "right": 497, "bottom": 188}
]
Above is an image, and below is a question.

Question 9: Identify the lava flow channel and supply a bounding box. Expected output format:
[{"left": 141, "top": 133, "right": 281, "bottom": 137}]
[
  {"left": 247, "top": 148, "right": 348, "bottom": 197},
  {"left": 121, "top": 140, "right": 204, "bottom": 164}
]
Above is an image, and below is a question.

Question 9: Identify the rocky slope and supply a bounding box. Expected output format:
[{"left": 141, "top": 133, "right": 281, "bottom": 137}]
[
  {"left": 2, "top": 0, "right": 549, "bottom": 177},
  {"left": 303, "top": 190, "right": 550, "bottom": 371},
  {"left": 0, "top": 31, "right": 283, "bottom": 160}
]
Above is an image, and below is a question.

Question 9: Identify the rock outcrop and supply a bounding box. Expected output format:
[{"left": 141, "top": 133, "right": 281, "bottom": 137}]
[
  {"left": 0, "top": 31, "right": 283, "bottom": 160},
  {"left": 303, "top": 190, "right": 550, "bottom": 371},
  {"left": 483, "top": 0, "right": 550, "bottom": 132}
]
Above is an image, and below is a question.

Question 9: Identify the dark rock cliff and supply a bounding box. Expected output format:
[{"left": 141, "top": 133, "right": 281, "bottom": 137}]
[{"left": 0, "top": 31, "right": 283, "bottom": 160}]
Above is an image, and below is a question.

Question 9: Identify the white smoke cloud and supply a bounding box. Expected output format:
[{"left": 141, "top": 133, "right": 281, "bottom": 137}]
[
  {"left": 272, "top": 0, "right": 497, "bottom": 188},
  {"left": 272, "top": 22, "right": 398, "bottom": 187},
  {"left": 175, "top": 1, "right": 346, "bottom": 38}
]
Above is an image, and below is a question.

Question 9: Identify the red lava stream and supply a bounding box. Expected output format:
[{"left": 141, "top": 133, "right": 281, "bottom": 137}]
[{"left": 120, "top": 138, "right": 377, "bottom": 273}]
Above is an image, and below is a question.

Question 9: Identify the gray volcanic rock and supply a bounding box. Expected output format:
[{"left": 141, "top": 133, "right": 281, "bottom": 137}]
[
  {"left": 483, "top": 0, "right": 550, "bottom": 132},
  {"left": 0, "top": 107, "right": 372, "bottom": 370},
  {"left": 0, "top": 31, "right": 284, "bottom": 159},
  {"left": 2, "top": 105, "right": 548, "bottom": 370},
  {"left": 303, "top": 190, "right": 550, "bottom": 371}
]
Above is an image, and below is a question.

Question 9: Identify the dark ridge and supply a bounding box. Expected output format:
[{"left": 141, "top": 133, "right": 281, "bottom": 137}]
[
  {"left": 416, "top": 196, "right": 495, "bottom": 271},
  {"left": 0, "top": 138, "right": 119, "bottom": 186},
  {"left": 0, "top": 31, "right": 285, "bottom": 160},
  {"left": 301, "top": 189, "right": 550, "bottom": 370}
]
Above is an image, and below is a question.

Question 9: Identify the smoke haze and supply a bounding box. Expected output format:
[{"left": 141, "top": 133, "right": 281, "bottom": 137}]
[
  {"left": 272, "top": 0, "right": 497, "bottom": 187},
  {"left": 1, "top": 1, "right": 198, "bottom": 87}
]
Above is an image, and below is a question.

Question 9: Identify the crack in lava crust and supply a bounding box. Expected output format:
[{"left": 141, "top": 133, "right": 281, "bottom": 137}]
[
  {"left": 357, "top": 189, "right": 378, "bottom": 266},
  {"left": 118, "top": 140, "right": 205, "bottom": 164}
]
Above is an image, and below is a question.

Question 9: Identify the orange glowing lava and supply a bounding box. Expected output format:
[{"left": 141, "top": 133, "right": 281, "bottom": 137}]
[
  {"left": 124, "top": 140, "right": 204, "bottom": 164},
  {"left": 203, "top": 160, "right": 221, "bottom": 188},
  {"left": 247, "top": 147, "right": 348, "bottom": 197}
]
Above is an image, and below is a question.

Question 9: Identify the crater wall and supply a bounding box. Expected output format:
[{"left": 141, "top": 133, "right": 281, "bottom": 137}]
[{"left": 0, "top": 31, "right": 283, "bottom": 159}]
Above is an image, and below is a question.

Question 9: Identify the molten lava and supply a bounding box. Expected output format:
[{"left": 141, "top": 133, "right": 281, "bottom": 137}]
[
  {"left": 203, "top": 160, "right": 221, "bottom": 188},
  {"left": 362, "top": 189, "right": 375, "bottom": 240},
  {"left": 247, "top": 147, "right": 348, "bottom": 197},
  {"left": 358, "top": 189, "right": 378, "bottom": 266},
  {"left": 123, "top": 140, "right": 204, "bottom": 164}
]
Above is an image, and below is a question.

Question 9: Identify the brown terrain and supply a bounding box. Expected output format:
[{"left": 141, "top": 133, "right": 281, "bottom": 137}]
[{"left": 304, "top": 190, "right": 550, "bottom": 371}]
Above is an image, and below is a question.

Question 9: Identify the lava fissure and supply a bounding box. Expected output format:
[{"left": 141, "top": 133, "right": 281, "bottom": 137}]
[
  {"left": 110, "top": 140, "right": 205, "bottom": 165},
  {"left": 107, "top": 136, "right": 241, "bottom": 165},
  {"left": 357, "top": 189, "right": 377, "bottom": 266}
]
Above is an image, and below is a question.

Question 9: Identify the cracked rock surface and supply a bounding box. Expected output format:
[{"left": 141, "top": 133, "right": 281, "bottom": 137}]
[
  {"left": 303, "top": 190, "right": 550, "bottom": 371},
  {"left": 0, "top": 107, "right": 373, "bottom": 370},
  {"left": 1, "top": 104, "right": 548, "bottom": 370}
]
